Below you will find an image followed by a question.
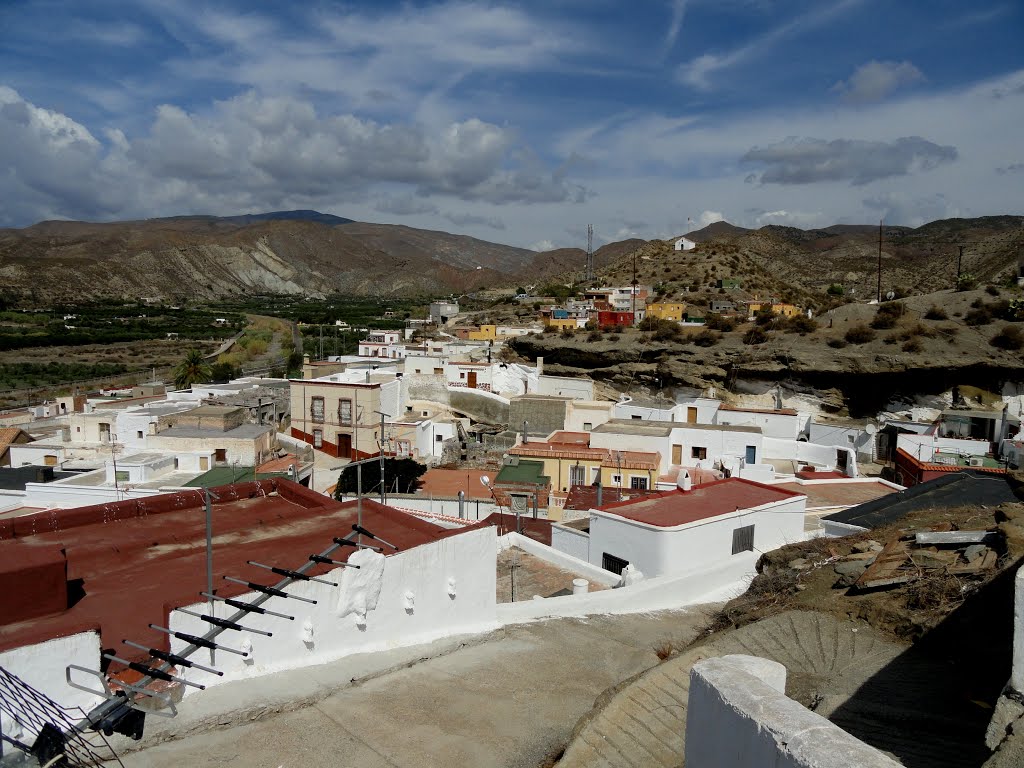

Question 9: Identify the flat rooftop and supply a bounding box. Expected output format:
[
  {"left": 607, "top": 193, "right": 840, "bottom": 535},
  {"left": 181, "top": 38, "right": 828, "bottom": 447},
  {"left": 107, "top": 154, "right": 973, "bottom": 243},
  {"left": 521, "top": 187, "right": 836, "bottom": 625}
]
[
  {"left": 593, "top": 419, "right": 761, "bottom": 436},
  {"left": 155, "top": 423, "right": 271, "bottom": 439},
  {"left": 0, "top": 480, "right": 469, "bottom": 660},
  {"left": 775, "top": 479, "right": 898, "bottom": 509},
  {"left": 597, "top": 478, "right": 803, "bottom": 527}
]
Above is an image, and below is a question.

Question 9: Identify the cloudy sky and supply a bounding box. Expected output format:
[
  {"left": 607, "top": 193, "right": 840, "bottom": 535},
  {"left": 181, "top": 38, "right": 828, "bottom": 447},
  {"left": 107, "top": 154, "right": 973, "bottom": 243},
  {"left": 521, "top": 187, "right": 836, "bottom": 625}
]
[{"left": 1, "top": 0, "right": 1022, "bottom": 249}]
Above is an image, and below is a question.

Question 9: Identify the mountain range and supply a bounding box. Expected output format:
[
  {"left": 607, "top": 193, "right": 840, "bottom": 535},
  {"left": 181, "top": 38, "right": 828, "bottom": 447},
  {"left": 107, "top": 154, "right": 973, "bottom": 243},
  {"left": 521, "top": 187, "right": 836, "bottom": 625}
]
[{"left": 0, "top": 210, "right": 1021, "bottom": 303}]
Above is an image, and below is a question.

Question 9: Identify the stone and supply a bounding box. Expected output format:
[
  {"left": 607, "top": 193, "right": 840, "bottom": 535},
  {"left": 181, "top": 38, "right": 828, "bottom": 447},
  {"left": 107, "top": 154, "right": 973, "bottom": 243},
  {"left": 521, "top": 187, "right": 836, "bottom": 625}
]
[
  {"left": 835, "top": 560, "right": 869, "bottom": 577},
  {"left": 852, "top": 540, "right": 882, "bottom": 554},
  {"left": 964, "top": 544, "right": 989, "bottom": 563},
  {"left": 788, "top": 558, "right": 811, "bottom": 570}
]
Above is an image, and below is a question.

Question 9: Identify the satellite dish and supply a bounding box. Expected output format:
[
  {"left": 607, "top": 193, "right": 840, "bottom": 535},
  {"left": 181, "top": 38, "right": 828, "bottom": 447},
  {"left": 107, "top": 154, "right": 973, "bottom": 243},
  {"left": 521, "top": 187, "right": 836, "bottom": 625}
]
[
  {"left": 886, "top": 291, "right": 896, "bottom": 301},
  {"left": 865, "top": 422, "right": 878, "bottom": 435},
  {"left": 480, "top": 475, "right": 491, "bottom": 487}
]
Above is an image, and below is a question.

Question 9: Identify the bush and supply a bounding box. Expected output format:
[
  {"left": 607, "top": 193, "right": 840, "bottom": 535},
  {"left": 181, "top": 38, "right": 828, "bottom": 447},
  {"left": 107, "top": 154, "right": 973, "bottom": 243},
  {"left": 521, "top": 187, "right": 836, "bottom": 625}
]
[
  {"left": 990, "top": 326, "right": 1024, "bottom": 351},
  {"left": 844, "top": 325, "right": 876, "bottom": 344},
  {"left": 827, "top": 338, "right": 848, "bottom": 349},
  {"left": 985, "top": 285, "right": 1000, "bottom": 296},
  {"left": 559, "top": 327, "right": 574, "bottom": 339},
  {"left": 902, "top": 338, "right": 923, "bottom": 353},
  {"left": 964, "top": 306, "right": 993, "bottom": 326},
  {"left": 742, "top": 326, "right": 769, "bottom": 345},
  {"left": 586, "top": 329, "right": 603, "bottom": 342},
  {"left": 608, "top": 333, "right": 620, "bottom": 341},
  {"left": 827, "top": 283, "right": 844, "bottom": 296},
  {"left": 704, "top": 313, "right": 736, "bottom": 331},
  {"left": 754, "top": 309, "right": 776, "bottom": 327},
  {"left": 924, "top": 305, "right": 948, "bottom": 320},
  {"left": 693, "top": 330, "right": 720, "bottom": 347},
  {"left": 782, "top": 315, "right": 818, "bottom": 334},
  {"left": 870, "top": 314, "right": 897, "bottom": 330}
]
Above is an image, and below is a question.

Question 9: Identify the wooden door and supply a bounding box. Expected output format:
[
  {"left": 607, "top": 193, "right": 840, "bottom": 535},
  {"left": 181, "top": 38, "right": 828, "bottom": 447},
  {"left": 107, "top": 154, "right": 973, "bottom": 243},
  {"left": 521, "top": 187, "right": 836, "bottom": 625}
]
[
  {"left": 338, "top": 433, "right": 352, "bottom": 459},
  {"left": 687, "top": 407, "right": 698, "bottom": 423},
  {"left": 671, "top": 444, "right": 682, "bottom": 464},
  {"left": 467, "top": 371, "right": 478, "bottom": 389}
]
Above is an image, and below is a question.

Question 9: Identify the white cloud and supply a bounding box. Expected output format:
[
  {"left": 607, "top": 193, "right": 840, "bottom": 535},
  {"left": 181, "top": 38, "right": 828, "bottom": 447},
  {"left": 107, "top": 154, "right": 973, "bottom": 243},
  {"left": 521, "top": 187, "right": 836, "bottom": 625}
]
[
  {"left": 833, "top": 60, "right": 924, "bottom": 104},
  {"left": 374, "top": 194, "right": 439, "bottom": 216},
  {"left": 530, "top": 239, "right": 555, "bottom": 252},
  {"left": 699, "top": 210, "right": 724, "bottom": 227},
  {"left": 661, "top": 0, "right": 688, "bottom": 57}
]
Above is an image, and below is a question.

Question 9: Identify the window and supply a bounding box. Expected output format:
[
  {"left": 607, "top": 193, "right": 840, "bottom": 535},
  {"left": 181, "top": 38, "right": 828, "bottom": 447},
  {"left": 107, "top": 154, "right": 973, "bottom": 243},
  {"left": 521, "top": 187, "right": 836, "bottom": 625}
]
[
  {"left": 602, "top": 553, "right": 629, "bottom": 575},
  {"left": 459, "top": 372, "right": 465, "bottom": 379},
  {"left": 732, "top": 525, "right": 755, "bottom": 554},
  {"left": 631, "top": 414, "right": 642, "bottom": 420},
  {"left": 136, "top": 430, "right": 143, "bottom": 439},
  {"left": 569, "top": 464, "right": 586, "bottom": 486},
  {"left": 115, "top": 470, "right": 130, "bottom": 482},
  {"left": 612, "top": 474, "right": 622, "bottom": 485},
  {"left": 435, "top": 434, "right": 444, "bottom": 442},
  {"left": 583, "top": 422, "right": 593, "bottom": 431},
  {"left": 691, "top": 446, "right": 708, "bottom": 460},
  {"left": 313, "top": 429, "right": 323, "bottom": 449},
  {"left": 847, "top": 434, "right": 856, "bottom": 444},
  {"left": 173, "top": 458, "right": 179, "bottom": 469},
  {"left": 310, "top": 396, "right": 325, "bottom": 423},
  {"left": 630, "top": 476, "right": 648, "bottom": 490},
  {"left": 338, "top": 399, "right": 352, "bottom": 425}
]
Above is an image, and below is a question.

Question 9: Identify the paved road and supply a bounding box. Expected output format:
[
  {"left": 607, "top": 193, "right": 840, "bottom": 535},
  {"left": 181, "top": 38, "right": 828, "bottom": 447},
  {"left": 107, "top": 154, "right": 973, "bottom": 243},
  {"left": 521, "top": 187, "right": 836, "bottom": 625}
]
[{"left": 124, "top": 608, "right": 714, "bottom": 768}]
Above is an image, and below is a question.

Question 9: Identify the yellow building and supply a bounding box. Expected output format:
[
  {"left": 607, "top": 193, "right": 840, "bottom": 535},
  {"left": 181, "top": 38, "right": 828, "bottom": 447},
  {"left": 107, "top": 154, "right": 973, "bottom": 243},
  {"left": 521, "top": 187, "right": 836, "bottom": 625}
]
[
  {"left": 646, "top": 301, "right": 687, "bottom": 322},
  {"left": 467, "top": 324, "right": 498, "bottom": 341},
  {"left": 543, "top": 317, "right": 579, "bottom": 331},
  {"left": 747, "top": 301, "right": 801, "bottom": 318},
  {"left": 508, "top": 440, "right": 660, "bottom": 495}
]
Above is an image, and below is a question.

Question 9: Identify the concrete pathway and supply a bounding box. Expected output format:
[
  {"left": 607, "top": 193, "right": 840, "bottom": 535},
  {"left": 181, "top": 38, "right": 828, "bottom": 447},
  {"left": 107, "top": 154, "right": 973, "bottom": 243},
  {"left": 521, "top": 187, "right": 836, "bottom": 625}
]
[{"left": 122, "top": 608, "right": 715, "bottom": 768}]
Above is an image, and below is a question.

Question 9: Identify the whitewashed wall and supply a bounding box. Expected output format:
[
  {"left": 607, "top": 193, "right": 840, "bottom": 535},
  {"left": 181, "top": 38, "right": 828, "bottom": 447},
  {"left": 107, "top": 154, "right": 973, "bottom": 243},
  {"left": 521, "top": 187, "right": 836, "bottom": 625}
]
[
  {"left": 565, "top": 401, "right": 613, "bottom": 432},
  {"left": 169, "top": 526, "right": 497, "bottom": 692},
  {"left": 535, "top": 375, "right": 594, "bottom": 401},
  {"left": 809, "top": 423, "right": 876, "bottom": 462},
  {"left": 386, "top": 494, "right": 498, "bottom": 521},
  {"left": 0, "top": 632, "right": 104, "bottom": 742},
  {"left": 549, "top": 524, "right": 591, "bottom": 563},
  {"left": 587, "top": 495, "right": 806, "bottom": 578},
  {"left": 686, "top": 655, "right": 899, "bottom": 768},
  {"left": 714, "top": 410, "right": 805, "bottom": 440},
  {"left": 897, "top": 433, "right": 990, "bottom": 459}
]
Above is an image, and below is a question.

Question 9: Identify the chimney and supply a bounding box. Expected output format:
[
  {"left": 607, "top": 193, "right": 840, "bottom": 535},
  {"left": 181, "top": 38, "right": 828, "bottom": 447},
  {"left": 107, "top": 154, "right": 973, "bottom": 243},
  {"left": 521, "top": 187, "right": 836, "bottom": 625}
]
[
  {"left": 536, "top": 356, "right": 544, "bottom": 376},
  {"left": 677, "top": 470, "right": 692, "bottom": 492},
  {"left": 596, "top": 481, "right": 603, "bottom": 507}
]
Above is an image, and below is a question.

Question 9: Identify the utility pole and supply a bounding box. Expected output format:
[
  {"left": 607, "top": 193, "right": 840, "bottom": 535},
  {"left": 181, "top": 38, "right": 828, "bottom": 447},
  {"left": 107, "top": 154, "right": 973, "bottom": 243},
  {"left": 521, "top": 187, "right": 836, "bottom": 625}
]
[
  {"left": 957, "top": 245, "right": 965, "bottom": 286},
  {"left": 877, "top": 219, "right": 883, "bottom": 303},
  {"left": 632, "top": 250, "right": 638, "bottom": 318},
  {"left": 585, "top": 224, "right": 594, "bottom": 283}
]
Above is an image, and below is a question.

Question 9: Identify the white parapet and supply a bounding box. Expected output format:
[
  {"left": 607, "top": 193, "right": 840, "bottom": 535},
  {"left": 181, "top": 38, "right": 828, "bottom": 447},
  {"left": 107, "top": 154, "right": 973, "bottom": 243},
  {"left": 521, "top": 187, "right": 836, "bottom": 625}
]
[
  {"left": 685, "top": 654, "right": 900, "bottom": 768},
  {"left": 1013, "top": 567, "right": 1024, "bottom": 692}
]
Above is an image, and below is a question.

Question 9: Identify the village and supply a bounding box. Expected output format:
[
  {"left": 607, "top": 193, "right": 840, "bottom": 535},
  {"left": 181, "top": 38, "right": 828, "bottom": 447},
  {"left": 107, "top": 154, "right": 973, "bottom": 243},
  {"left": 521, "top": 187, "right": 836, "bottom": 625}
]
[{"left": 0, "top": 287, "right": 1022, "bottom": 767}]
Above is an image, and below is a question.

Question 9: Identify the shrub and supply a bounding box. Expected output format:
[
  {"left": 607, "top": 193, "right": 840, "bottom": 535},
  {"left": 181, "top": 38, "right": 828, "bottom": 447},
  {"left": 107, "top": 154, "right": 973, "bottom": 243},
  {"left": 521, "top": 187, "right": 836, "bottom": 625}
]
[
  {"left": 827, "top": 338, "right": 847, "bottom": 349},
  {"left": 693, "top": 330, "right": 720, "bottom": 347},
  {"left": 704, "top": 313, "right": 736, "bottom": 331},
  {"left": 782, "top": 315, "right": 818, "bottom": 334},
  {"left": 743, "top": 326, "right": 769, "bottom": 345},
  {"left": 964, "top": 307, "right": 993, "bottom": 326},
  {"left": 586, "top": 329, "right": 603, "bottom": 342},
  {"left": 990, "top": 326, "right": 1024, "bottom": 351},
  {"left": 869, "top": 314, "right": 897, "bottom": 330},
  {"left": 608, "top": 333, "right": 620, "bottom": 341},
  {"left": 826, "top": 283, "right": 844, "bottom": 296},
  {"left": 924, "top": 305, "right": 948, "bottom": 320},
  {"left": 844, "top": 325, "right": 876, "bottom": 344},
  {"left": 559, "top": 327, "right": 574, "bottom": 339},
  {"left": 902, "top": 338, "right": 923, "bottom": 353},
  {"left": 755, "top": 309, "right": 776, "bottom": 327},
  {"left": 985, "top": 285, "right": 1000, "bottom": 296}
]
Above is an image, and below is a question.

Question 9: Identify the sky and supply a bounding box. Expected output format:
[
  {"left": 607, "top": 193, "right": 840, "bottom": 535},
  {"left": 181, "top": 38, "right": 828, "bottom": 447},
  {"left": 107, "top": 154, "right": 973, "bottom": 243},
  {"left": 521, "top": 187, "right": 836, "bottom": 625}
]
[{"left": 1, "top": 0, "right": 1022, "bottom": 249}]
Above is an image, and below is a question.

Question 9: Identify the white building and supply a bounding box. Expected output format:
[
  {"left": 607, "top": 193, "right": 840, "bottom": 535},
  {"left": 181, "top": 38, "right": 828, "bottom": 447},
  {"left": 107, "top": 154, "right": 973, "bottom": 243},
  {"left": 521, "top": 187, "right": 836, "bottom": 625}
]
[
  {"left": 674, "top": 237, "right": 696, "bottom": 251},
  {"left": 551, "top": 476, "right": 806, "bottom": 579}
]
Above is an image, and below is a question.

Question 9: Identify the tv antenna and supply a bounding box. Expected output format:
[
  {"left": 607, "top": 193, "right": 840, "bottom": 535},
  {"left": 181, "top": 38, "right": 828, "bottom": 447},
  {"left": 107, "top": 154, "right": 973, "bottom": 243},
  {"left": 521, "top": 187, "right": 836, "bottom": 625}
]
[{"left": 585, "top": 224, "right": 594, "bottom": 283}]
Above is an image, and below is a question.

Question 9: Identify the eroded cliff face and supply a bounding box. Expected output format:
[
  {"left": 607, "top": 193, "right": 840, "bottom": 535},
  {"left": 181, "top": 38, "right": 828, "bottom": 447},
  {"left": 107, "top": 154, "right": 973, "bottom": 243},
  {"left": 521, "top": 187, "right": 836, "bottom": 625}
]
[{"left": 508, "top": 330, "right": 1024, "bottom": 417}]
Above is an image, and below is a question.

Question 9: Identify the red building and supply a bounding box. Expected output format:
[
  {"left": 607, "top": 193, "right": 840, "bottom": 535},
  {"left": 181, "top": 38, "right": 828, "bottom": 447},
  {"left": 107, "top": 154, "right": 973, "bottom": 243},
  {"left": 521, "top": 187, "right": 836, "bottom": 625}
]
[{"left": 597, "top": 310, "right": 635, "bottom": 328}]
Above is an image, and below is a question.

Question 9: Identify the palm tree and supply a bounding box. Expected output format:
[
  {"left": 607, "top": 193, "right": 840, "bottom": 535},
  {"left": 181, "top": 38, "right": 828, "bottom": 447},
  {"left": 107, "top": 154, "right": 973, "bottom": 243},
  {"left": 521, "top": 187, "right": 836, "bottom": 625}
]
[{"left": 174, "top": 348, "right": 212, "bottom": 390}]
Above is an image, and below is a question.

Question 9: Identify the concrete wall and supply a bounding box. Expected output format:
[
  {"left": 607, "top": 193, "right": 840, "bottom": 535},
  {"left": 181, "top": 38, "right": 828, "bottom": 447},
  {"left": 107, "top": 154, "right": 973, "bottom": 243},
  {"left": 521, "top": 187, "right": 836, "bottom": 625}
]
[
  {"left": 809, "top": 423, "right": 877, "bottom": 462},
  {"left": 715, "top": 410, "right": 804, "bottom": 440},
  {"left": 170, "top": 526, "right": 498, "bottom": 692},
  {"left": 534, "top": 375, "right": 594, "bottom": 401},
  {"left": 686, "top": 655, "right": 899, "bottom": 768},
  {"left": 565, "top": 401, "right": 614, "bottom": 432},
  {"left": 897, "top": 433, "right": 990, "bottom": 460},
  {"left": 1012, "top": 567, "right": 1024, "bottom": 692},
  {"left": 509, "top": 397, "right": 568, "bottom": 437},
  {"left": 550, "top": 523, "right": 590, "bottom": 562},
  {"left": 497, "top": 551, "right": 757, "bottom": 625},
  {"left": 587, "top": 495, "right": 806, "bottom": 578},
  {"left": 613, "top": 401, "right": 677, "bottom": 422},
  {"left": 499, "top": 531, "right": 619, "bottom": 587},
  {"left": 0, "top": 631, "right": 104, "bottom": 742}
]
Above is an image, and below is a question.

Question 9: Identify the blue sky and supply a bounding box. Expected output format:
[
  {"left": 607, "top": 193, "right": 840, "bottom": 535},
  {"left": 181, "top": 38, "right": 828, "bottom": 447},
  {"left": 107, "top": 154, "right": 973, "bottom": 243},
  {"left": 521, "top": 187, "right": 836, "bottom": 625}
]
[{"left": 1, "top": 0, "right": 1022, "bottom": 248}]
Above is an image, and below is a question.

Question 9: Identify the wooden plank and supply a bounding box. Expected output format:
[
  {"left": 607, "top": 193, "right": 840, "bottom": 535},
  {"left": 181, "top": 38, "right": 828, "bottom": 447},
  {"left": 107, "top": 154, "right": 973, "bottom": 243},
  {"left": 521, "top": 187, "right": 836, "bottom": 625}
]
[{"left": 855, "top": 539, "right": 913, "bottom": 590}]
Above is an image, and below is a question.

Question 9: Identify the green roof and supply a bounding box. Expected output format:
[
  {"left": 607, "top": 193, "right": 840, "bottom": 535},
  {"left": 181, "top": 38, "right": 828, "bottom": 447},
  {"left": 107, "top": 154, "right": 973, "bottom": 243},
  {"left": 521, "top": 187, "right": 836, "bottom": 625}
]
[
  {"left": 184, "top": 466, "right": 290, "bottom": 487},
  {"left": 494, "top": 459, "right": 549, "bottom": 486}
]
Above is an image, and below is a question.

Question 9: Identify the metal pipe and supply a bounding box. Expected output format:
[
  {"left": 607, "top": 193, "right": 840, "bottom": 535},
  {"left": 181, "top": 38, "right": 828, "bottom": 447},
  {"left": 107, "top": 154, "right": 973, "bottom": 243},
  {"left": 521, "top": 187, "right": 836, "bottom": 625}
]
[
  {"left": 247, "top": 560, "right": 338, "bottom": 586},
  {"left": 222, "top": 576, "right": 318, "bottom": 604},
  {"left": 121, "top": 640, "right": 222, "bottom": 676},
  {"left": 174, "top": 607, "right": 273, "bottom": 637}
]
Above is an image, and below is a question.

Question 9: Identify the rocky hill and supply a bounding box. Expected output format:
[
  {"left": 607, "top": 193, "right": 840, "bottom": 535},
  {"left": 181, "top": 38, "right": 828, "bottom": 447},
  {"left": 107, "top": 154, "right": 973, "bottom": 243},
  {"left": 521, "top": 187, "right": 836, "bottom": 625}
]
[
  {"left": 0, "top": 212, "right": 537, "bottom": 303},
  {"left": 590, "top": 216, "right": 1024, "bottom": 306}
]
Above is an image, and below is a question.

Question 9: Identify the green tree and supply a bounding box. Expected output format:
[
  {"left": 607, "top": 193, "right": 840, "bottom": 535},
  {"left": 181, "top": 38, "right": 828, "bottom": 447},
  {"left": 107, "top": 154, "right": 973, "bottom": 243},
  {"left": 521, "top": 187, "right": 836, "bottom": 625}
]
[
  {"left": 174, "top": 348, "right": 212, "bottom": 389},
  {"left": 334, "top": 458, "right": 427, "bottom": 498}
]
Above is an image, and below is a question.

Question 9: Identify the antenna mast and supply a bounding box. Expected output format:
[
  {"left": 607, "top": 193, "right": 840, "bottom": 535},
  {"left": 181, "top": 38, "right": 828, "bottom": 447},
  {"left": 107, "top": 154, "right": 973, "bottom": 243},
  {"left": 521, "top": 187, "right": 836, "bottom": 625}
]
[
  {"left": 585, "top": 224, "right": 594, "bottom": 282},
  {"left": 877, "top": 219, "right": 883, "bottom": 303}
]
